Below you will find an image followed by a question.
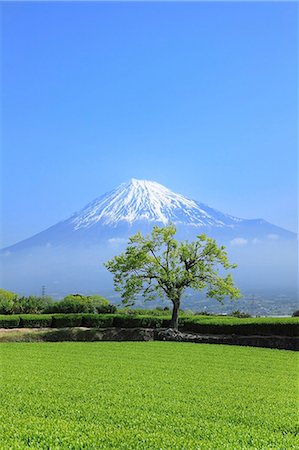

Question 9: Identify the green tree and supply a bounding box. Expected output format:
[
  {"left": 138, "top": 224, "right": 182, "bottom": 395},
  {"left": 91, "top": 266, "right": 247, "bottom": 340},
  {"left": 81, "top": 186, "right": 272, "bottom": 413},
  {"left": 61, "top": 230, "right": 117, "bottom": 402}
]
[
  {"left": 51, "top": 294, "right": 116, "bottom": 314},
  {"left": 12, "top": 296, "right": 54, "bottom": 314},
  {"left": 0, "top": 288, "right": 18, "bottom": 314},
  {"left": 105, "top": 224, "right": 241, "bottom": 330}
]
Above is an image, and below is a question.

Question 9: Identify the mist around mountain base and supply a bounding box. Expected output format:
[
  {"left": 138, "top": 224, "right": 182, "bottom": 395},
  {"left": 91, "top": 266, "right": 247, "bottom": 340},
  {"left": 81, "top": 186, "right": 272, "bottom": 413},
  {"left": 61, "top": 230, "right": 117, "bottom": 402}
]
[
  {"left": 1, "top": 231, "right": 297, "bottom": 316},
  {"left": 1, "top": 180, "right": 297, "bottom": 315}
]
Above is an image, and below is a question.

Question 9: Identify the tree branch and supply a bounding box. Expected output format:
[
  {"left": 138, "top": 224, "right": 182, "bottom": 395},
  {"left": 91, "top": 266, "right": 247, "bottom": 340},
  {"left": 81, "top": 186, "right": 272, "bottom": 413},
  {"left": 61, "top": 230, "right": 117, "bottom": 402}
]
[{"left": 149, "top": 247, "right": 168, "bottom": 274}]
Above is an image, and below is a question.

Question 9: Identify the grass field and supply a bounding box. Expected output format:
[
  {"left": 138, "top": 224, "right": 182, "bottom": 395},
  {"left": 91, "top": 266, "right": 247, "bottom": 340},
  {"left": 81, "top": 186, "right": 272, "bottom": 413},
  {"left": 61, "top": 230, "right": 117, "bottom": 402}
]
[{"left": 1, "top": 343, "right": 298, "bottom": 449}]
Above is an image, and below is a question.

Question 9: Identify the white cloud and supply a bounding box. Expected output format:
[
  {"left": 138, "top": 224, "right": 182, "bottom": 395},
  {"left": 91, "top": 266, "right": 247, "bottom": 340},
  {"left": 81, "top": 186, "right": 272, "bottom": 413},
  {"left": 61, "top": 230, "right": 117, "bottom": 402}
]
[
  {"left": 252, "top": 238, "right": 260, "bottom": 244},
  {"left": 230, "top": 237, "right": 248, "bottom": 246},
  {"left": 267, "top": 234, "right": 279, "bottom": 240},
  {"left": 108, "top": 237, "right": 127, "bottom": 245}
]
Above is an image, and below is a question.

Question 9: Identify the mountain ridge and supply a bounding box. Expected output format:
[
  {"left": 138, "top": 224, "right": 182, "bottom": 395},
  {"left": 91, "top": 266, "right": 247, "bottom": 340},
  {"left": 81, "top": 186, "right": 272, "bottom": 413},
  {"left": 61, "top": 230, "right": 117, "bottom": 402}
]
[
  {"left": 1, "top": 178, "right": 296, "bottom": 253},
  {"left": 1, "top": 178, "right": 296, "bottom": 297},
  {"left": 68, "top": 178, "right": 241, "bottom": 229}
]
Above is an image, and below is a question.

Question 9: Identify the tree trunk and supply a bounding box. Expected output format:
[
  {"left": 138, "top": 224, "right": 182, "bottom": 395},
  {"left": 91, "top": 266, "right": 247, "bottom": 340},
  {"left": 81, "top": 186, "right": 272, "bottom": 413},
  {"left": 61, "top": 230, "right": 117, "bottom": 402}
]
[{"left": 170, "top": 300, "right": 180, "bottom": 330}]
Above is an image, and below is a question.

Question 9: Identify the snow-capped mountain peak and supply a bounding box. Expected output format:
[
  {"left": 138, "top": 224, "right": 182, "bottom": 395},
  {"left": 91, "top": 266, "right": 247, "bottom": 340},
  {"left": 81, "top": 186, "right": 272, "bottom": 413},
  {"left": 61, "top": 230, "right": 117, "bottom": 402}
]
[
  {"left": 1, "top": 177, "right": 296, "bottom": 299},
  {"left": 69, "top": 178, "right": 227, "bottom": 229}
]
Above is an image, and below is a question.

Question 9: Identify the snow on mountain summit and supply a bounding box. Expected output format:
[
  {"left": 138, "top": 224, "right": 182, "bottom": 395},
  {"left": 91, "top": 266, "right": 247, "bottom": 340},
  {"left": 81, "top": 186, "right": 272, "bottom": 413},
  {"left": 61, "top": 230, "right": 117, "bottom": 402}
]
[
  {"left": 1, "top": 178, "right": 296, "bottom": 298},
  {"left": 69, "top": 178, "right": 230, "bottom": 229},
  {"left": 1, "top": 178, "right": 295, "bottom": 260}
]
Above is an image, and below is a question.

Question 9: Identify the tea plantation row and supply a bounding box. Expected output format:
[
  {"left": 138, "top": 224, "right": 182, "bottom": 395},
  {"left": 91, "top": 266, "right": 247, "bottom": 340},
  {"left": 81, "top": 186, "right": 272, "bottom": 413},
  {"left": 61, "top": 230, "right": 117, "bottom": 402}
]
[
  {"left": 1, "top": 342, "right": 298, "bottom": 449},
  {"left": 0, "top": 313, "right": 298, "bottom": 336}
]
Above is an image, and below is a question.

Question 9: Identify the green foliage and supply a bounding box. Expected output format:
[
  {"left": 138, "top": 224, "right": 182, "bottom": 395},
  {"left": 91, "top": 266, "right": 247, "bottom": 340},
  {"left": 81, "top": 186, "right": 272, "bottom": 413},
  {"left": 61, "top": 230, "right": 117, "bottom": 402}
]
[
  {"left": 19, "top": 314, "right": 53, "bottom": 328},
  {"left": 0, "top": 288, "right": 18, "bottom": 300},
  {"left": 117, "top": 307, "right": 172, "bottom": 316},
  {"left": 0, "top": 314, "right": 20, "bottom": 328},
  {"left": 184, "top": 309, "right": 195, "bottom": 316},
  {"left": 292, "top": 310, "right": 299, "bottom": 317},
  {"left": 0, "top": 289, "right": 54, "bottom": 315},
  {"left": 51, "top": 314, "right": 83, "bottom": 328},
  {"left": 176, "top": 316, "right": 299, "bottom": 337},
  {"left": 12, "top": 296, "right": 54, "bottom": 314},
  {"left": 0, "top": 297, "right": 15, "bottom": 314},
  {"left": 87, "top": 295, "right": 110, "bottom": 306},
  {"left": 0, "top": 313, "right": 298, "bottom": 336},
  {"left": 82, "top": 314, "right": 114, "bottom": 328},
  {"left": 231, "top": 309, "right": 252, "bottom": 318},
  {"left": 0, "top": 292, "right": 116, "bottom": 316},
  {"left": 0, "top": 289, "right": 19, "bottom": 314},
  {"left": 105, "top": 224, "right": 240, "bottom": 328},
  {"left": 50, "top": 294, "right": 116, "bottom": 314},
  {"left": 1, "top": 342, "right": 298, "bottom": 449},
  {"left": 112, "top": 315, "right": 163, "bottom": 329},
  {"left": 50, "top": 295, "right": 89, "bottom": 314}
]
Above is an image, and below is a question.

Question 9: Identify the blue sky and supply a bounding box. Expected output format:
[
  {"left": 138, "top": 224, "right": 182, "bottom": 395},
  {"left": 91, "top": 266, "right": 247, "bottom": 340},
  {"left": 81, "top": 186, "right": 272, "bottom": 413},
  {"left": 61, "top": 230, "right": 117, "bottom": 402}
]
[{"left": 1, "top": 2, "right": 297, "bottom": 247}]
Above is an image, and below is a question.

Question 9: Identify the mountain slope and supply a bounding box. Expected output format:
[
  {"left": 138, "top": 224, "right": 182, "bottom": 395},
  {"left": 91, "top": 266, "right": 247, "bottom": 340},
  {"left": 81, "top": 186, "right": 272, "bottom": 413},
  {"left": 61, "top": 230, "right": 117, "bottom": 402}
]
[
  {"left": 1, "top": 179, "right": 296, "bottom": 298},
  {"left": 1, "top": 178, "right": 295, "bottom": 253},
  {"left": 68, "top": 178, "right": 238, "bottom": 229}
]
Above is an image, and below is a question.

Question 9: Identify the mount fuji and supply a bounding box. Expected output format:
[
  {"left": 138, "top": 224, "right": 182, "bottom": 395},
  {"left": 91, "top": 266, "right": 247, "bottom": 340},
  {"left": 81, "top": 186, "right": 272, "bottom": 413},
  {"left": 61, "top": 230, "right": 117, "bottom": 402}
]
[{"left": 1, "top": 179, "right": 297, "bottom": 297}]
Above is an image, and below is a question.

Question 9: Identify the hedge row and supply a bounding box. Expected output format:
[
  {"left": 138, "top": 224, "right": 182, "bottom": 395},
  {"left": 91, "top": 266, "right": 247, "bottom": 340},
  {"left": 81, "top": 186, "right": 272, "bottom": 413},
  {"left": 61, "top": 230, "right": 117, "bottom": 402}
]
[
  {"left": 0, "top": 314, "right": 298, "bottom": 336},
  {"left": 0, "top": 315, "right": 21, "bottom": 328},
  {"left": 0, "top": 314, "right": 163, "bottom": 330},
  {"left": 19, "top": 314, "right": 53, "bottom": 328},
  {"left": 177, "top": 317, "right": 299, "bottom": 337}
]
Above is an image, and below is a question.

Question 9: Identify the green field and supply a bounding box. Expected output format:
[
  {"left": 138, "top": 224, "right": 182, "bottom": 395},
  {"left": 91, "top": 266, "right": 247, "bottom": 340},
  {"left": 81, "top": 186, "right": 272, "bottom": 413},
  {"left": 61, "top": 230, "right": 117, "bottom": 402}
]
[{"left": 1, "top": 343, "right": 298, "bottom": 449}]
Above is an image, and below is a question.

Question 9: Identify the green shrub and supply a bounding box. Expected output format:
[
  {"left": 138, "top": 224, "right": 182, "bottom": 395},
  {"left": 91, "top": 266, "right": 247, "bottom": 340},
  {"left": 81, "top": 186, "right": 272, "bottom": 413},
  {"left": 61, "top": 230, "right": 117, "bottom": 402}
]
[
  {"left": 0, "top": 313, "right": 298, "bottom": 336},
  {"left": 0, "top": 289, "right": 19, "bottom": 314},
  {"left": 0, "top": 315, "right": 20, "bottom": 328},
  {"left": 139, "top": 316, "right": 163, "bottom": 328},
  {"left": 0, "top": 297, "right": 15, "bottom": 315},
  {"left": 292, "top": 310, "right": 299, "bottom": 317},
  {"left": 117, "top": 308, "right": 170, "bottom": 317},
  {"left": 49, "top": 294, "right": 116, "bottom": 314},
  {"left": 162, "top": 318, "right": 171, "bottom": 327},
  {"left": 82, "top": 314, "right": 114, "bottom": 328},
  {"left": 19, "top": 314, "right": 53, "bottom": 328},
  {"left": 51, "top": 314, "right": 83, "bottom": 328},
  {"left": 112, "top": 315, "right": 141, "bottom": 328},
  {"left": 50, "top": 297, "right": 88, "bottom": 314},
  {"left": 87, "top": 295, "right": 117, "bottom": 314},
  {"left": 231, "top": 310, "right": 252, "bottom": 318},
  {"left": 178, "top": 317, "right": 299, "bottom": 337},
  {"left": 0, "top": 290, "right": 54, "bottom": 315},
  {"left": 12, "top": 296, "right": 54, "bottom": 314},
  {"left": 194, "top": 311, "right": 213, "bottom": 316},
  {"left": 113, "top": 315, "right": 163, "bottom": 328},
  {"left": 98, "top": 304, "right": 117, "bottom": 314}
]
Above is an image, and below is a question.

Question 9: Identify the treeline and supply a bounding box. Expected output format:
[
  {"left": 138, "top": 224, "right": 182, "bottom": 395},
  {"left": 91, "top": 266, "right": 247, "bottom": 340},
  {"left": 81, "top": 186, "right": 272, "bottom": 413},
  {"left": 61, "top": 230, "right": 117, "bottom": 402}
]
[
  {"left": 0, "top": 289, "right": 116, "bottom": 315},
  {"left": 0, "top": 289, "right": 252, "bottom": 318},
  {"left": 1, "top": 289, "right": 298, "bottom": 318}
]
